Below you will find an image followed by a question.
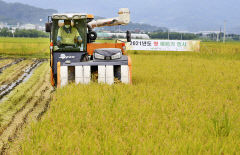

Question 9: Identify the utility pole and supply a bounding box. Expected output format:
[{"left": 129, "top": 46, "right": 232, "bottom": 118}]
[
  {"left": 223, "top": 20, "right": 226, "bottom": 43},
  {"left": 11, "top": 29, "right": 15, "bottom": 38},
  {"left": 220, "top": 27, "right": 222, "bottom": 41}
]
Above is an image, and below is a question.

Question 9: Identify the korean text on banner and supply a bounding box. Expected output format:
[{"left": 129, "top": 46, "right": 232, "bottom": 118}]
[{"left": 127, "top": 40, "right": 200, "bottom": 52}]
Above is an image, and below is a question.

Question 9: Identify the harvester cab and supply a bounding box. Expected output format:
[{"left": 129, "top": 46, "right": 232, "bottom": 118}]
[{"left": 46, "top": 8, "right": 132, "bottom": 87}]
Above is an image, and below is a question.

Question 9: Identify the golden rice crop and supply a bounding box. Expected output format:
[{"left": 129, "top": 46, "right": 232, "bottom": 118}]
[
  {"left": 0, "top": 37, "right": 49, "bottom": 58},
  {"left": 16, "top": 42, "right": 240, "bottom": 154}
]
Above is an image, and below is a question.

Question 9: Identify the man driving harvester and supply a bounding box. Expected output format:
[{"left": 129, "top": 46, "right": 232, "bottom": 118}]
[{"left": 57, "top": 20, "right": 82, "bottom": 47}]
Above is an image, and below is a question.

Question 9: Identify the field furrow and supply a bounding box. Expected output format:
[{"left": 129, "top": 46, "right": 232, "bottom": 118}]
[
  {"left": 0, "top": 62, "right": 53, "bottom": 154},
  {"left": 0, "top": 60, "right": 43, "bottom": 100},
  {"left": 0, "top": 59, "right": 15, "bottom": 69},
  {"left": 0, "top": 59, "right": 24, "bottom": 73},
  {"left": 0, "top": 62, "right": 50, "bottom": 131},
  {"left": 0, "top": 59, "right": 34, "bottom": 86}
]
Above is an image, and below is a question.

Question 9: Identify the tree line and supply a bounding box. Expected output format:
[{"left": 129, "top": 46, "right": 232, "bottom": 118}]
[
  {"left": 0, "top": 28, "right": 48, "bottom": 38},
  {"left": 149, "top": 31, "right": 198, "bottom": 40}
]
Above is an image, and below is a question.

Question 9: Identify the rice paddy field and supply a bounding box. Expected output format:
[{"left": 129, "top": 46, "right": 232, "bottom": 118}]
[
  {"left": 0, "top": 37, "right": 240, "bottom": 154},
  {"left": 0, "top": 37, "right": 49, "bottom": 58}
]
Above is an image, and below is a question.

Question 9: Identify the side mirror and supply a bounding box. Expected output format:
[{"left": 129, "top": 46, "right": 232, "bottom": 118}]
[
  {"left": 88, "top": 31, "right": 97, "bottom": 41},
  {"left": 126, "top": 30, "right": 131, "bottom": 42},
  {"left": 45, "top": 22, "right": 52, "bottom": 32}
]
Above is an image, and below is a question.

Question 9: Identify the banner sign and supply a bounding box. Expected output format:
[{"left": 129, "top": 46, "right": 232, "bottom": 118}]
[{"left": 127, "top": 40, "right": 200, "bottom": 52}]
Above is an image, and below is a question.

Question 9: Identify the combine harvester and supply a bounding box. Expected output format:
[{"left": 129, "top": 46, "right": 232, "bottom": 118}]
[{"left": 45, "top": 8, "right": 132, "bottom": 87}]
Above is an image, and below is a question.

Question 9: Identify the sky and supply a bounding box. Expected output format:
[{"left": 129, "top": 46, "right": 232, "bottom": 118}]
[{"left": 3, "top": 0, "right": 240, "bottom": 33}]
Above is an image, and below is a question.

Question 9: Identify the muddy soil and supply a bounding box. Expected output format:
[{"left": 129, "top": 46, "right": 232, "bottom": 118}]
[
  {"left": 0, "top": 59, "right": 24, "bottom": 74},
  {"left": 0, "top": 59, "right": 44, "bottom": 100}
]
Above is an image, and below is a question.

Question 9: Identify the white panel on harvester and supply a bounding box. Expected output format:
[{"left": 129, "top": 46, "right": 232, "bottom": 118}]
[
  {"left": 75, "top": 66, "right": 83, "bottom": 84},
  {"left": 106, "top": 66, "right": 114, "bottom": 85},
  {"left": 60, "top": 66, "right": 68, "bottom": 86},
  {"left": 98, "top": 65, "right": 106, "bottom": 83},
  {"left": 83, "top": 66, "right": 91, "bottom": 84},
  {"left": 121, "top": 65, "right": 129, "bottom": 84}
]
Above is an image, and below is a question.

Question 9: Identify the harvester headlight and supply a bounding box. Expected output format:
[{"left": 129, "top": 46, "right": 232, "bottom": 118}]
[
  {"left": 111, "top": 52, "right": 121, "bottom": 60},
  {"left": 94, "top": 53, "right": 105, "bottom": 60}
]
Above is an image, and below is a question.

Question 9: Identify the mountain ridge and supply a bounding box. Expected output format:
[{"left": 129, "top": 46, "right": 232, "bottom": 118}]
[
  {"left": 0, "top": 0, "right": 57, "bottom": 24},
  {"left": 0, "top": 0, "right": 166, "bottom": 32}
]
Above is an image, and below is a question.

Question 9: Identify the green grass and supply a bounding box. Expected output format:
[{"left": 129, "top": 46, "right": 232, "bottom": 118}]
[
  {"left": 17, "top": 42, "right": 240, "bottom": 154},
  {"left": 0, "top": 37, "right": 49, "bottom": 58}
]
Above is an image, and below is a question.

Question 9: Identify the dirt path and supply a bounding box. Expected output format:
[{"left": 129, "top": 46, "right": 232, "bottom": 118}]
[{"left": 0, "top": 62, "right": 54, "bottom": 154}]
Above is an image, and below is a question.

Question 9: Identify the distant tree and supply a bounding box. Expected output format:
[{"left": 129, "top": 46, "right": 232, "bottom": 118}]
[
  {"left": 149, "top": 32, "right": 198, "bottom": 40},
  {"left": 0, "top": 28, "right": 12, "bottom": 37},
  {"left": 0, "top": 28, "right": 48, "bottom": 38}
]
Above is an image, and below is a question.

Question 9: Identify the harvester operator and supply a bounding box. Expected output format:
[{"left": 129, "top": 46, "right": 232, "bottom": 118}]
[{"left": 57, "top": 20, "right": 82, "bottom": 47}]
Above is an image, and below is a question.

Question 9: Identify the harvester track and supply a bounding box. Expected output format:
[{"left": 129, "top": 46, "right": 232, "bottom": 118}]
[{"left": 0, "top": 62, "right": 53, "bottom": 154}]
